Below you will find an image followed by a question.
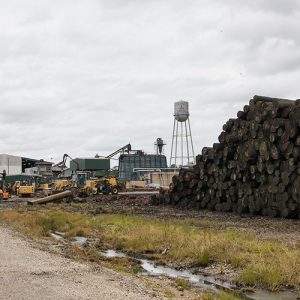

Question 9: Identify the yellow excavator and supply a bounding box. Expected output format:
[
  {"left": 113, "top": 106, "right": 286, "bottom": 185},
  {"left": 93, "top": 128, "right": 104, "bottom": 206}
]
[
  {"left": 13, "top": 179, "right": 35, "bottom": 197},
  {"left": 49, "top": 154, "right": 79, "bottom": 194},
  {"left": 100, "top": 144, "right": 132, "bottom": 195}
]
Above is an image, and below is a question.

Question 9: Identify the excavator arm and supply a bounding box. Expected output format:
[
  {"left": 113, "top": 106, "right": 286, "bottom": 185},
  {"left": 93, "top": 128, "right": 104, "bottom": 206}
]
[{"left": 54, "top": 154, "right": 80, "bottom": 174}]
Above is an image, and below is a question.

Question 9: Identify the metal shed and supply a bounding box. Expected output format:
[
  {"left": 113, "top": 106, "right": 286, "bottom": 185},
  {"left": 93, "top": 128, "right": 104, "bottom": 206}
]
[{"left": 70, "top": 157, "right": 110, "bottom": 171}]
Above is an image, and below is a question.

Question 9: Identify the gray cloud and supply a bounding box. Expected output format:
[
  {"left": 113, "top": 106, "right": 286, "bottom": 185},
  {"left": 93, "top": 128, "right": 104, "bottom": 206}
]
[{"left": 0, "top": 0, "right": 300, "bottom": 164}]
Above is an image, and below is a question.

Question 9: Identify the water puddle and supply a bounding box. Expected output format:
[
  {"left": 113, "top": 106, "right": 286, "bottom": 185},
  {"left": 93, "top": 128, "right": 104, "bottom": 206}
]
[
  {"left": 101, "top": 250, "right": 235, "bottom": 294},
  {"left": 72, "top": 236, "right": 88, "bottom": 246},
  {"left": 50, "top": 232, "right": 87, "bottom": 246},
  {"left": 101, "top": 250, "right": 299, "bottom": 300},
  {"left": 247, "top": 290, "right": 298, "bottom": 300},
  {"left": 50, "top": 232, "right": 64, "bottom": 240},
  {"left": 49, "top": 234, "right": 299, "bottom": 300},
  {"left": 104, "top": 249, "right": 127, "bottom": 258}
]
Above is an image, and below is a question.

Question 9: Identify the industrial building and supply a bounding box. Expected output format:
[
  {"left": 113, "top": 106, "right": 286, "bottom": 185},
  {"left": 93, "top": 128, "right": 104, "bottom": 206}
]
[
  {"left": 25, "top": 160, "right": 53, "bottom": 176},
  {"left": 0, "top": 154, "right": 52, "bottom": 176},
  {"left": 0, "top": 154, "right": 22, "bottom": 175},
  {"left": 70, "top": 157, "right": 110, "bottom": 171},
  {"left": 118, "top": 151, "right": 168, "bottom": 181},
  {"left": 69, "top": 157, "right": 111, "bottom": 177}
]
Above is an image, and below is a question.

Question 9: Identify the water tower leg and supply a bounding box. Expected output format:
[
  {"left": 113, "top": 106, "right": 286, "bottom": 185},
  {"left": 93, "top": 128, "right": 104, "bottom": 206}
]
[
  {"left": 185, "top": 121, "right": 190, "bottom": 164},
  {"left": 170, "top": 118, "right": 176, "bottom": 166},
  {"left": 181, "top": 122, "right": 184, "bottom": 166},
  {"left": 188, "top": 118, "right": 195, "bottom": 163},
  {"left": 175, "top": 120, "right": 179, "bottom": 166}
]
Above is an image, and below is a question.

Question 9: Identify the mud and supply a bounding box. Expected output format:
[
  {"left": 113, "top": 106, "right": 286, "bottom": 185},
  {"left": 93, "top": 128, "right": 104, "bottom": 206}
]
[{"left": 73, "top": 194, "right": 300, "bottom": 243}]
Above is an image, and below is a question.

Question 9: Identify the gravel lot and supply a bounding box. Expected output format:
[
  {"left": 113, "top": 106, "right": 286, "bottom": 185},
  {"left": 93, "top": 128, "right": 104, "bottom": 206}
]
[{"left": 0, "top": 225, "right": 160, "bottom": 300}]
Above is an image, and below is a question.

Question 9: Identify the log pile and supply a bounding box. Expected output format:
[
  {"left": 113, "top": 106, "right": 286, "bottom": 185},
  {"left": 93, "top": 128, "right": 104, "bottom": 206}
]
[{"left": 153, "top": 95, "right": 300, "bottom": 218}]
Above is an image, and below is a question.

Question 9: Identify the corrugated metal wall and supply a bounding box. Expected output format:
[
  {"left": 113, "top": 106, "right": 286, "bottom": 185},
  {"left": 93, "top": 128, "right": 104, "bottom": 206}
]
[
  {"left": 0, "top": 154, "right": 22, "bottom": 175},
  {"left": 118, "top": 154, "right": 167, "bottom": 180}
]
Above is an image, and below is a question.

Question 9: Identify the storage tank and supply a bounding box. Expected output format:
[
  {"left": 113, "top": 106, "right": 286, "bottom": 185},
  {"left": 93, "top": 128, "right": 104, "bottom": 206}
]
[{"left": 174, "top": 101, "right": 189, "bottom": 122}]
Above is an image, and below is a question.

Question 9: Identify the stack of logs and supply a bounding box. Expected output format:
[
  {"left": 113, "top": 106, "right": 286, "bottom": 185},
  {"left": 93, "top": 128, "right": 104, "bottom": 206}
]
[{"left": 153, "top": 95, "right": 300, "bottom": 218}]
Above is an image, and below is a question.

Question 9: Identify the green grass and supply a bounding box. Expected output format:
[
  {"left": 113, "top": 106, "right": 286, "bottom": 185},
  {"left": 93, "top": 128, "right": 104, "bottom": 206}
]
[
  {"left": 0, "top": 208, "right": 299, "bottom": 291},
  {"left": 198, "top": 292, "right": 243, "bottom": 300},
  {"left": 241, "top": 265, "right": 282, "bottom": 289},
  {"left": 195, "top": 249, "right": 210, "bottom": 267},
  {"left": 164, "top": 290, "right": 176, "bottom": 298},
  {"left": 173, "top": 278, "right": 192, "bottom": 291}
]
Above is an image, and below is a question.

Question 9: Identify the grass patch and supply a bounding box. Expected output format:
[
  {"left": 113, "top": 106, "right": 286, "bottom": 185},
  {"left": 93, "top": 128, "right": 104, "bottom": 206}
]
[
  {"left": 202, "top": 292, "right": 215, "bottom": 300},
  {"left": 164, "top": 289, "right": 176, "bottom": 298},
  {"left": 241, "top": 265, "right": 282, "bottom": 290},
  {"left": 102, "top": 257, "right": 141, "bottom": 275},
  {"left": 0, "top": 208, "right": 299, "bottom": 291},
  {"left": 173, "top": 278, "right": 192, "bottom": 291},
  {"left": 195, "top": 249, "right": 210, "bottom": 267}
]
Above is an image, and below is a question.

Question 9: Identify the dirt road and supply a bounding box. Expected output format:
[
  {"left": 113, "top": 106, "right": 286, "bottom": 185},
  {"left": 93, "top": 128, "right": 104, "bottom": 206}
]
[{"left": 0, "top": 225, "right": 159, "bottom": 300}]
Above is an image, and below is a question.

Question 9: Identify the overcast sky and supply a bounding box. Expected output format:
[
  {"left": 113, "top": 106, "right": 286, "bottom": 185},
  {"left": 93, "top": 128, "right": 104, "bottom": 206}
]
[{"left": 1, "top": 0, "right": 300, "bottom": 165}]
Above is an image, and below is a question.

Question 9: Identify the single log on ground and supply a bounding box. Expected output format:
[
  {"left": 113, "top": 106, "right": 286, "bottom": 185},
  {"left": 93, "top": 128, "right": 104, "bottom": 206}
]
[{"left": 28, "top": 190, "right": 73, "bottom": 205}]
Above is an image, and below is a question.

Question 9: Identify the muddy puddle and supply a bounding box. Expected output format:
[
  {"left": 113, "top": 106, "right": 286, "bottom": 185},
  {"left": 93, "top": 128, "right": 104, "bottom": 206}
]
[
  {"left": 50, "top": 232, "right": 88, "bottom": 246},
  {"left": 50, "top": 233, "right": 299, "bottom": 300},
  {"left": 103, "top": 249, "right": 230, "bottom": 293},
  {"left": 50, "top": 232, "right": 65, "bottom": 240},
  {"left": 72, "top": 236, "right": 88, "bottom": 245},
  {"left": 101, "top": 250, "right": 299, "bottom": 300}
]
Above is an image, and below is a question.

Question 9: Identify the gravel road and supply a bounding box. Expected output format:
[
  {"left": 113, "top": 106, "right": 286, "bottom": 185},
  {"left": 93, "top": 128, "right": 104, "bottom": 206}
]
[{"left": 0, "top": 225, "right": 160, "bottom": 300}]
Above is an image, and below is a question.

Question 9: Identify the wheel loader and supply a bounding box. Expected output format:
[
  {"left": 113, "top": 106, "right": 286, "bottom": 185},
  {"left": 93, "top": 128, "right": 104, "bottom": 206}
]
[
  {"left": 75, "top": 174, "right": 119, "bottom": 196},
  {"left": 97, "top": 177, "right": 119, "bottom": 195}
]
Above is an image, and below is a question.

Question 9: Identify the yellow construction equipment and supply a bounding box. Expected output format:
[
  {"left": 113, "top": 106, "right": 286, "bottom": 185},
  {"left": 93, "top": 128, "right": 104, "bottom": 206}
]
[
  {"left": 97, "top": 176, "right": 119, "bottom": 195},
  {"left": 75, "top": 174, "right": 119, "bottom": 196},
  {"left": 37, "top": 183, "right": 49, "bottom": 190},
  {"left": 13, "top": 181, "right": 35, "bottom": 197},
  {"left": 51, "top": 154, "right": 120, "bottom": 197},
  {"left": 79, "top": 179, "right": 99, "bottom": 196},
  {"left": 49, "top": 180, "right": 76, "bottom": 192}
]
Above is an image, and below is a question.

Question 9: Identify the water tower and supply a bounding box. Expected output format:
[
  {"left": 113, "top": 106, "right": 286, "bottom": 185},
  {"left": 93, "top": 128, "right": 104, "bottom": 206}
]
[{"left": 170, "top": 101, "right": 195, "bottom": 166}]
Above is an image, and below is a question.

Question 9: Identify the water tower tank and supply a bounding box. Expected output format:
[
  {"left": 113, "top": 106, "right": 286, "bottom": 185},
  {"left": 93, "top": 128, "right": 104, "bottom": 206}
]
[{"left": 174, "top": 101, "right": 189, "bottom": 122}]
